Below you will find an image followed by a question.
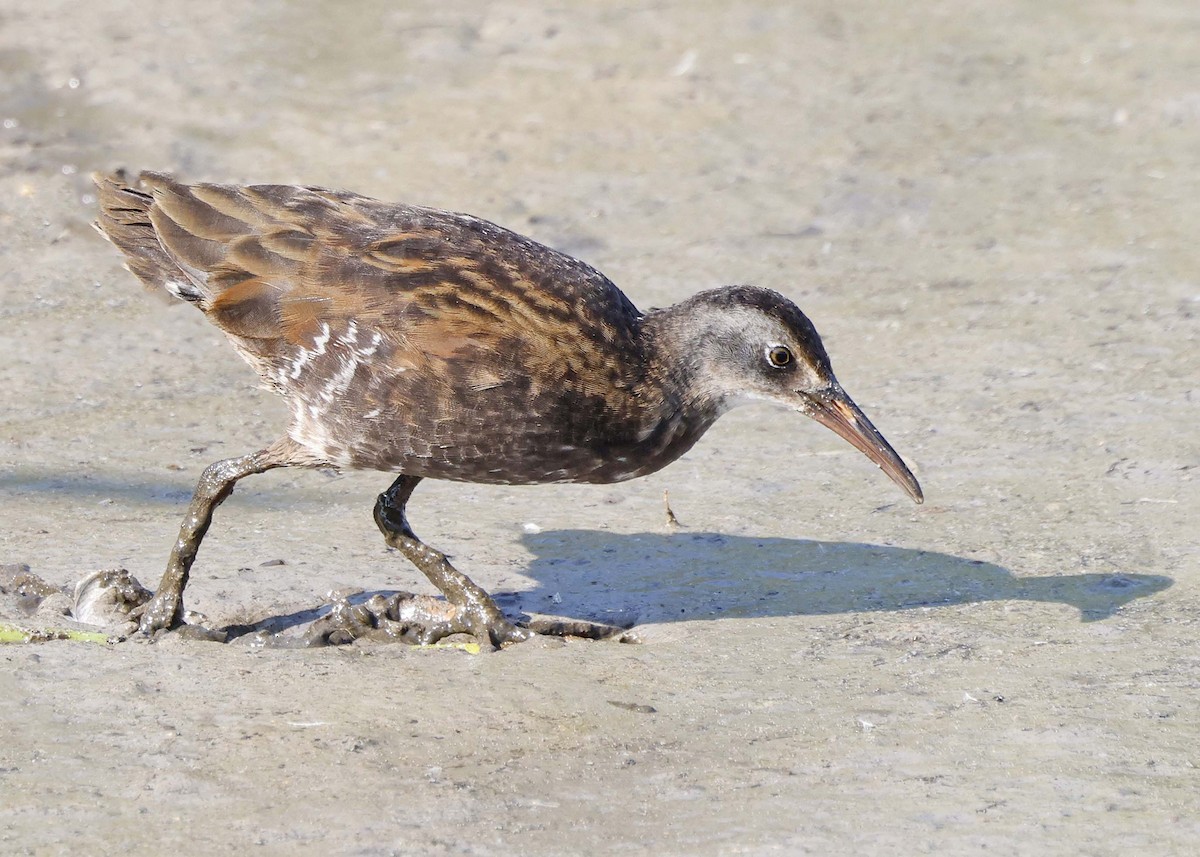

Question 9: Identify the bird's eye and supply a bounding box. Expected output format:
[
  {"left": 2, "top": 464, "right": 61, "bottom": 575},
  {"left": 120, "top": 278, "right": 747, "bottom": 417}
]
[{"left": 766, "top": 345, "right": 793, "bottom": 368}]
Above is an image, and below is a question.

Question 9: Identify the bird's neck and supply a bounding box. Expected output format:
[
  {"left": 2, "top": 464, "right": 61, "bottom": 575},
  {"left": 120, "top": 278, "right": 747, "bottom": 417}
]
[
  {"left": 595, "top": 305, "right": 730, "bottom": 479},
  {"left": 637, "top": 302, "right": 732, "bottom": 415}
]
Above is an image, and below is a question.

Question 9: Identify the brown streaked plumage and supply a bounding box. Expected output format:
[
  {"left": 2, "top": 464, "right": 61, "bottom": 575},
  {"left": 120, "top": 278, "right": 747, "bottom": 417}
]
[{"left": 93, "top": 170, "right": 923, "bottom": 649}]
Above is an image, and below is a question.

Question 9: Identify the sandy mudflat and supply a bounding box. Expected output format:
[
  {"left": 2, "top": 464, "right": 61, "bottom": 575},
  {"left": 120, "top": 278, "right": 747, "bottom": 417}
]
[{"left": 2, "top": 1, "right": 1198, "bottom": 854}]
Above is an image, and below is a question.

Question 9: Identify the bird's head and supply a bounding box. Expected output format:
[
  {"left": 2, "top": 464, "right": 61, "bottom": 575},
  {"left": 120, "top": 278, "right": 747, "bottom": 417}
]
[{"left": 654, "top": 285, "right": 923, "bottom": 504}]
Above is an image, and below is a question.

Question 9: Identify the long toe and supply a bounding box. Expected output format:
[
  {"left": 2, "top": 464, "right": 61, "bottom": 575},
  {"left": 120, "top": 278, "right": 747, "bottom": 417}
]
[{"left": 523, "top": 616, "right": 639, "bottom": 642}]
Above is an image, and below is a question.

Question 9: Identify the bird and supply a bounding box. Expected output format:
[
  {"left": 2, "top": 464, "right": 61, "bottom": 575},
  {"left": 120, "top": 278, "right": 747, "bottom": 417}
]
[{"left": 92, "top": 170, "right": 923, "bottom": 649}]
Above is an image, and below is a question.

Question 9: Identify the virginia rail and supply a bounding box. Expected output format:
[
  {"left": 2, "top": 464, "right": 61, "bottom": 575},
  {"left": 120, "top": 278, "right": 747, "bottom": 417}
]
[{"left": 93, "top": 171, "right": 923, "bottom": 649}]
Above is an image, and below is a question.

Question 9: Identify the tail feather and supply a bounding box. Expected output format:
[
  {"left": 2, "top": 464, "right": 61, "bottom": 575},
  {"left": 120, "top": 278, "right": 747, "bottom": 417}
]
[{"left": 92, "top": 171, "right": 205, "bottom": 303}]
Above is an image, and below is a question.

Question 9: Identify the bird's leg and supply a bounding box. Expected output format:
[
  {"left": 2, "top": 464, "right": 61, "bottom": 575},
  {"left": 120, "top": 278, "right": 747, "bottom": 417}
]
[
  {"left": 371, "top": 476, "right": 635, "bottom": 648},
  {"left": 139, "top": 445, "right": 288, "bottom": 635},
  {"left": 374, "top": 475, "right": 532, "bottom": 649}
]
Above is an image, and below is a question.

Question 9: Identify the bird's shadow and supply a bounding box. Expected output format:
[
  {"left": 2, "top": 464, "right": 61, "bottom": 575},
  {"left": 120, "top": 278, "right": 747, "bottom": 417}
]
[{"left": 495, "top": 530, "right": 1170, "bottom": 626}]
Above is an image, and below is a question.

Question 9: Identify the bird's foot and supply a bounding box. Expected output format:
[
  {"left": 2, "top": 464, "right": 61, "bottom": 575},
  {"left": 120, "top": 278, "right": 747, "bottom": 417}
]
[
  {"left": 305, "top": 591, "right": 636, "bottom": 650},
  {"left": 457, "top": 592, "right": 533, "bottom": 649},
  {"left": 111, "top": 590, "right": 225, "bottom": 642},
  {"left": 305, "top": 590, "right": 529, "bottom": 650}
]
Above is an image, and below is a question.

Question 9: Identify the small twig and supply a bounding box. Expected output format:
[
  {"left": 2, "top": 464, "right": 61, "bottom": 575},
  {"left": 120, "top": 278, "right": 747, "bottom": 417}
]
[{"left": 663, "top": 489, "right": 682, "bottom": 529}]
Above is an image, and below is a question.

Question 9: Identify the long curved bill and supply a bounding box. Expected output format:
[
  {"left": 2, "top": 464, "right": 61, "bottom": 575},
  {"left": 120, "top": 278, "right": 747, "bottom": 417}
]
[{"left": 802, "top": 384, "right": 924, "bottom": 504}]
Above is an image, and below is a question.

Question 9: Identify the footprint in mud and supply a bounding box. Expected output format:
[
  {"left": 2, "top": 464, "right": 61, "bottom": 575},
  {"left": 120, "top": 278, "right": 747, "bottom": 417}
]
[{"left": 0, "top": 564, "right": 150, "bottom": 642}]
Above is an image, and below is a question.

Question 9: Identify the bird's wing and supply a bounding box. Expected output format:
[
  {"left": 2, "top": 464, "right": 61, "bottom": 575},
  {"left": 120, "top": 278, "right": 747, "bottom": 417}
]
[{"left": 131, "top": 172, "right": 642, "bottom": 399}]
